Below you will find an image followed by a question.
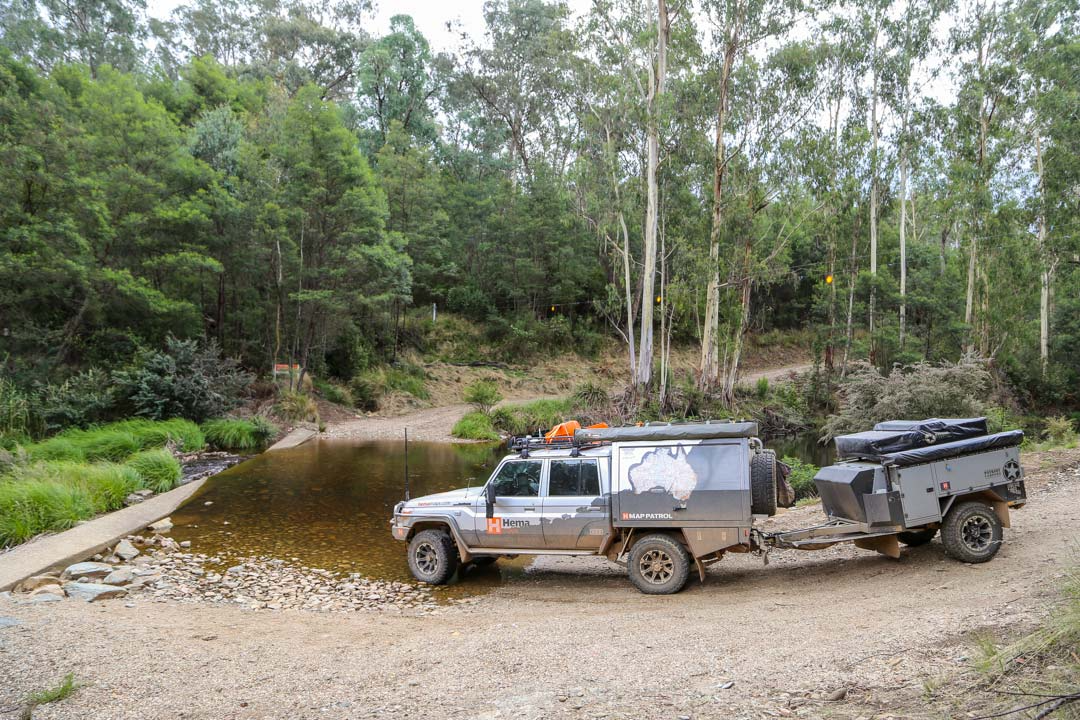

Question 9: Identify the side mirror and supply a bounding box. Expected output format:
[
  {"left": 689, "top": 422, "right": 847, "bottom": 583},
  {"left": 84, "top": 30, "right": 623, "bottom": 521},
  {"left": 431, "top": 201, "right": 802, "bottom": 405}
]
[{"left": 485, "top": 483, "right": 496, "bottom": 518}]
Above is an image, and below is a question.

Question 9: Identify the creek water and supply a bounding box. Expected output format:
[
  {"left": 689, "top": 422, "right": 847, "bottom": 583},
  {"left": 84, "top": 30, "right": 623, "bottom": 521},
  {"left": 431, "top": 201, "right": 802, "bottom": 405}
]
[
  {"left": 168, "top": 432, "right": 829, "bottom": 590},
  {"left": 170, "top": 440, "right": 513, "bottom": 591}
]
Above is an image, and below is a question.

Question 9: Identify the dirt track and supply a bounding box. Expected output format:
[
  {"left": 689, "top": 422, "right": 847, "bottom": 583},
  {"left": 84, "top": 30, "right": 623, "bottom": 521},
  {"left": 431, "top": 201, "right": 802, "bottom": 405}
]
[
  {"left": 2, "top": 444, "right": 1078, "bottom": 719},
  {"left": 321, "top": 361, "right": 813, "bottom": 443}
]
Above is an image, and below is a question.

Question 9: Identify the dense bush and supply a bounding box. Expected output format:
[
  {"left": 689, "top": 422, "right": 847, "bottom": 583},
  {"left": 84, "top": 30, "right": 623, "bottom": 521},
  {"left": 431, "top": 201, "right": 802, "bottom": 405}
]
[
  {"left": 781, "top": 456, "right": 820, "bottom": 500},
  {"left": 451, "top": 411, "right": 500, "bottom": 441},
  {"left": 124, "top": 449, "right": 182, "bottom": 493},
  {"left": 276, "top": 391, "right": 319, "bottom": 423},
  {"left": 348, "top": 376, "right": 380, "bottom": 411},
  {"left": 203, "top": 417, "right": 279, "bottom": 451},
  {"left": 35, "top": 369, "right": 116, "bottom": 433},
  {"left": 1044, "top": 416, "right": 1078, "bottom": 448},
  {"left": 463, "top": 380, "right": 502, "bottom": 415},
  {"left": 113, "top": 336, "right": 252, "bottom": 422},
  {"left": 314, "top": 379, "right": 354, "bottom": 407},
  {"left": 822, "top": 361, "right": 991, "bottom": 440},
  {"left": 447, "top": 285, "right": 494, "bottom": 322},
  {"left": 0, "top": 378, "right": 37, "bottom": 446}
]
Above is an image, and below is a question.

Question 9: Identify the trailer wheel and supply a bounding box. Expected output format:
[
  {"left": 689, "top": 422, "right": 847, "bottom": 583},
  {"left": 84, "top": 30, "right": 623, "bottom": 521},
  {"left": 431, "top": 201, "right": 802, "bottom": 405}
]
[
  {"left": 750, "top": 450, "right": 778, "bottom": 516},
  {"left": 941, "top": 502, "right": 1002, "bottom": 563},
  {"left": 627, "top": 534, "right": 691, "bottom": 595},
  {"left": 897, "top": 528, "right": 937, "bottom": 547},
  {"left": 407, "top": 529, "right": 459, "bottom": 584}
]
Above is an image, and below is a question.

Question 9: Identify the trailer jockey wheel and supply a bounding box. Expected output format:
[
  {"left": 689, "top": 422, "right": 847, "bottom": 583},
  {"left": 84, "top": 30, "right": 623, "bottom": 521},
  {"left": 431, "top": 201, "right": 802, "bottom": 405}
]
[
  {"left": 897, "top": 528, "right": 938, "bottom": 547},
  {"left": 627, "top": 534, "right": 691, "bottom": 595},
  {"left": 941, "top": 501, "right": 1003, "bottom": 564}
]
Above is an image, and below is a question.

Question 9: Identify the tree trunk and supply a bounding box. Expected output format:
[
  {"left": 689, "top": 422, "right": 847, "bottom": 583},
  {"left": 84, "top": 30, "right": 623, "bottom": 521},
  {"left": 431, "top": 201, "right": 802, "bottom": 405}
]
[
  {"left": 898, "top": 145, "right": 908, "bottom": 351},
  {"left": 1034, "top": 127, "right": 1053, "bottom": 376},
  {"left": 867, "top": 31, "right": 880, "bottom": 364},
  {"left": 635, "top": 0, "right": 670, "bottom": 389},
  {"left": 722, "top": 237, "right": 753, "bottom": 405},
  {"left": 699, "top": 20, "right": 740, "bottom": 390},
  {"left": 841, "top": 214, "right": 863, "bottom": 377}
]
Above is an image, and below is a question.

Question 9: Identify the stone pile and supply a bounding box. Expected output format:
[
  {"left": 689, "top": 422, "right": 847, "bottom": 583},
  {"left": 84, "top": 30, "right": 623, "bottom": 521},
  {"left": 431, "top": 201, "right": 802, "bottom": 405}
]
[
  {"left": 11, "top": 521, "right": 440, "bottom": 614},
  {"left": 134, "top": 551, "right": 440, "bottom": 614}
]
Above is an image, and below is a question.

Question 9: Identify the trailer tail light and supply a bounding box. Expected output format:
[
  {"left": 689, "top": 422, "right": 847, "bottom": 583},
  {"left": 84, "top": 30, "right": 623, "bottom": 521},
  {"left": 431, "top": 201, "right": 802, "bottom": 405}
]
[{"left": 940, "top": 481, "right": 950, "bottom": 491}]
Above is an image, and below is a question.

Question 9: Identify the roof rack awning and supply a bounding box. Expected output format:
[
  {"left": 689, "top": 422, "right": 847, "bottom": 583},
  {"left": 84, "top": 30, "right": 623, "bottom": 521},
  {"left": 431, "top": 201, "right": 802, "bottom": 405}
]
[{"left": 573, "top": 421, "right": 758, "bottom": 446}]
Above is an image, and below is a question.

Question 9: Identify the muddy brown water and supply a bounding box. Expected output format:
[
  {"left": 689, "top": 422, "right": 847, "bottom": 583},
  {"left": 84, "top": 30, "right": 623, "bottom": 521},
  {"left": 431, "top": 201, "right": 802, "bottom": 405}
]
[
  {"left": 169, "top": 440, "right": 528, "bottom": 594},
  {"left": 168, "top": 434, "right": 828, "bottom": 594}
]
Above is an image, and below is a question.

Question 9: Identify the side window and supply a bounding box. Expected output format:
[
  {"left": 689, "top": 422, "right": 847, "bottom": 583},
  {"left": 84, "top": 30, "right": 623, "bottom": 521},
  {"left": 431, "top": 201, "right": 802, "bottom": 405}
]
[
  {"left": 489, "top": 461, "right": 542, "bottom": 497},
  {"left": 548, "top": 460, "right": 601, "bottom": 496}
]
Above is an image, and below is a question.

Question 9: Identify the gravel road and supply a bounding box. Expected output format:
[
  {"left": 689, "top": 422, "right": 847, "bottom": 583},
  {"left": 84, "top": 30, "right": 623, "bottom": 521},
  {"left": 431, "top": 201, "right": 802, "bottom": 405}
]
[{"left": 2, "top": 449, "right": 1077, "bottom": 720}]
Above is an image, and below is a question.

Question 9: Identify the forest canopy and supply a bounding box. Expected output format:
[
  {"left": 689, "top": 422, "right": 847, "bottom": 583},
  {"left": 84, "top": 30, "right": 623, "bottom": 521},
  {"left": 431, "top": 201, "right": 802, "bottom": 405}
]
[{"left": 1, "top": 0, "right": 1078, "bottom": 414}]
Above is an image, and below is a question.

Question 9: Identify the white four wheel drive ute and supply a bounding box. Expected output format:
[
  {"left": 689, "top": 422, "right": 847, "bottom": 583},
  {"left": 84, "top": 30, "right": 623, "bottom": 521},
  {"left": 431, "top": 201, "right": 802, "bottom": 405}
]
[
  {"left": 392, "top": 422, "right": 786, "bottom": 595},
  {"left": 390, "top": 418, "right": 1026, "bottom": 594}
]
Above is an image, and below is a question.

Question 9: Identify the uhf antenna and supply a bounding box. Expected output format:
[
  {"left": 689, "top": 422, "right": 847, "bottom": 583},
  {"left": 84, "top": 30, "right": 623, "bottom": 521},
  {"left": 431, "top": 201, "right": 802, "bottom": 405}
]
[{"left": 403, "top": 427, "right": 410, "bottom": 501}]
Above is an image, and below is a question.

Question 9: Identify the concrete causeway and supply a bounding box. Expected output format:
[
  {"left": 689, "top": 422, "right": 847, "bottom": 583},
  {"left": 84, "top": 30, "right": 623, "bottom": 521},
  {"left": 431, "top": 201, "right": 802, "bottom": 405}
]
[{"left": 0, "top": 478, "right": 208, "bottom": 591}]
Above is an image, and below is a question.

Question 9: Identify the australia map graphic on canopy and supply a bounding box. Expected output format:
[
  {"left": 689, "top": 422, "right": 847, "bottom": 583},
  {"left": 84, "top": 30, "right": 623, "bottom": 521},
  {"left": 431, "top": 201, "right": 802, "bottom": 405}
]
[{"left": 626, "top": 446, "right": 702, "bottom": 501}]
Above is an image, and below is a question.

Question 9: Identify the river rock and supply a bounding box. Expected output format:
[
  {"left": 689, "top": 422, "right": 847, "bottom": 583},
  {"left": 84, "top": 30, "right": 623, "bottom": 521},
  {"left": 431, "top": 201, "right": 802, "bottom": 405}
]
[
  {"left": 16, "top": 575, "right": 61, "bottom": 592},
  {"left": 30, "top": 585, "right": 65, "bottom": 597},
  {"left": 0, "top": 616, "right": 21, "bottom": 628},
  {"left": 124, "top": 493, "right": 146, "bottom": 506},
  {"left": 62, "top": 562, "right": 114, "bottom": 580},
  {"left": 64, "top": 582, "right": 128, "bottom": 602},
  {"left": 114, "top": 539, "right": 140, "bottom": 561},
  {"left": 149, "top": 517, "right": 173, "bottom": 532},
  {"left": 103, "top": 567, "right": 135, "bottom": 586}
]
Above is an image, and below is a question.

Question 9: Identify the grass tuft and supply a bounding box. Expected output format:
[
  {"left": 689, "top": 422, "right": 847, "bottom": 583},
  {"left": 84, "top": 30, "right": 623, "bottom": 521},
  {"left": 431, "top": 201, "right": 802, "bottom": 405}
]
[
  {"left": 125, "top": 449, "right": 182, "bottom": 493},
  {"left": 202, "top": 417, "right": 278, "bottom": 451},
  {"left": 451, "top": 411, "right": 500, "bottom": 441},
  {"left": 23, "top": 672, "right": 79, "bottom": 719}
]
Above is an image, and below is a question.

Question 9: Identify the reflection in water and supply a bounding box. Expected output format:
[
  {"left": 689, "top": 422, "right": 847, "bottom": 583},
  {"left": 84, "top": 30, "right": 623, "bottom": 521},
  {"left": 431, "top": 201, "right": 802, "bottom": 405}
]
[
  {"left": 170, "top": 440, "right": 528, "bottom": 590},
  {"left": 765, "top": 432, "right": 836, "bottom": 467}
]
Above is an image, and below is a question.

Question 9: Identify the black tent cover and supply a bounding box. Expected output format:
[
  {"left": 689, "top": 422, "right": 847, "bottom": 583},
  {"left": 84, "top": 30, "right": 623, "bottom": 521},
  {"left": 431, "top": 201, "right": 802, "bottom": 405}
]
[
  {"left": 834, "top": 417, "right": 989, "bottom": 459},
  {"left": 879, "top": 430, "right": 1024, "bottom": 467}
]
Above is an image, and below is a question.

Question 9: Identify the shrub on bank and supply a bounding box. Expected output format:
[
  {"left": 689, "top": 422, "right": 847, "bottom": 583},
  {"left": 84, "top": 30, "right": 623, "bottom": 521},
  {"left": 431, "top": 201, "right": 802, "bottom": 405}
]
[
  {"left": 781, "top": 456, "right": 819, "bottom": 500},
  {"left": 125, "top": 449, "right": 182, "bottom": 493},
  {"left": 490, "top": 399, "right": 575, "bottom": 436},
  {"left": 822, "top": 361, "right": 990, "bottom": 440},
  {"left": 203, "top": 418, "right": 279, "bottom": 451},
  {"left": 463, "top": 380, "right": 502, "bottom": 415},
  {"left": 451, "top": 412, "right": 500, "bottom": 441}
]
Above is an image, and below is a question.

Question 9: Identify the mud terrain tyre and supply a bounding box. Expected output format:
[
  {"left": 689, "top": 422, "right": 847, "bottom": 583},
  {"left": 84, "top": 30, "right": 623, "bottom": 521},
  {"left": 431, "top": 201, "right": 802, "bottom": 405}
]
[
  {"left": 750, "top": 450, "right": 778, "bottom": 516},
  {"left": 407, "top": 529, "right": 459, "bottom": 584},
  {"left": 897, "top": 528, "right": 937, "bottom": 547},
  {"left": 941, "top": 502, "right": 1002, "bottom": 563},
  {"left": 627, "top": 534, "right": 691, "bottom": 595}
]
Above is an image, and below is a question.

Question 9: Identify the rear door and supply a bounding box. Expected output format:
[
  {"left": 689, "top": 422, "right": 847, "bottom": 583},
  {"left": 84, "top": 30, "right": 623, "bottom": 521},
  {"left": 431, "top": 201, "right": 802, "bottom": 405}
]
[
  {"left": 476, "top": 459, "right": 546, "bottom": 548},
  {"left": 541, "top": 459, "right": 607, "bottom": 549}
]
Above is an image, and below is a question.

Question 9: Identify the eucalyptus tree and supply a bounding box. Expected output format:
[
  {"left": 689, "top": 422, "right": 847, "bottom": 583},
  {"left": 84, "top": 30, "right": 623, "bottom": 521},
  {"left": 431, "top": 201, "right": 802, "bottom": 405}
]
[
  {"left": 0, "top": 0, "right": 148, "bottom": 75},
  {"left": 883, "top": 0, "right": 947, "bottom": 350},
  {"left": 356, "top": 15, "right": 442, "bottom": 154},
  {"left": 461, "top": 0, "right": 578, "bottom": 180},
  {"left": 696, "top": 0, "right": 816, "bottom": 400},
  {"left": 589, "top": 0, "right": 693, "bottom": 389}
]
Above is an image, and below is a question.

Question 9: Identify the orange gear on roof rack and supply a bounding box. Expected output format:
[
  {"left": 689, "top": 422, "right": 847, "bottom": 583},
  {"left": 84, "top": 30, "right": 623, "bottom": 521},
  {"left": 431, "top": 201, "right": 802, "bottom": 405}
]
[{"left": 545, "top": 420, "right": 608, "bottom": 443}]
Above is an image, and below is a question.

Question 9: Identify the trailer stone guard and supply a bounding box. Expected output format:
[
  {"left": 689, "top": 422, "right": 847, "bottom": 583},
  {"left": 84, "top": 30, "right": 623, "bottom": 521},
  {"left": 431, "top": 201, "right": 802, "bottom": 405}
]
[{"left": 390, "top": 417, "right": 1026, "bottom": 594}]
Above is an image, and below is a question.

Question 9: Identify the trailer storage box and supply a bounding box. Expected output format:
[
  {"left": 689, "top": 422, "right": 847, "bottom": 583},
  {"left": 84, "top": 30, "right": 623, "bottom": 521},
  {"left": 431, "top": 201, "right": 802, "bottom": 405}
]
[{"left": 815, "top": 463, "right": 902, "bottom": 527}]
